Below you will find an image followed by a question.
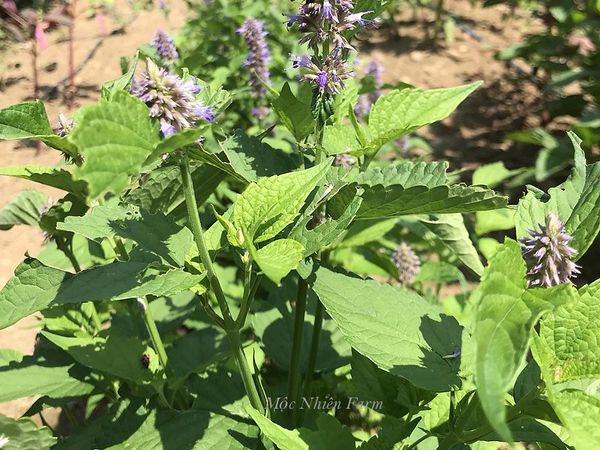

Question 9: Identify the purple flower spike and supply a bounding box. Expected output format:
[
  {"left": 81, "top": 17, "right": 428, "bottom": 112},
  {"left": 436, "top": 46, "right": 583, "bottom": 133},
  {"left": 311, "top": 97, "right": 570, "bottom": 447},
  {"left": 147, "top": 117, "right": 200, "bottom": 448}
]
[
  {"left": 322, "top": 0, "right": 338, "bottom": 22},
  {"left": 519, "top": 212, "right": 580, "bottom": 288},
  {"left": 317, "top": 71, "right": 329, "bottom": 91},
  {"left": 238, "top": 18, "right": 271, "bottom": 97},
  {"left": 131, "top": 60, "right": 214, "bottom": 137},
  {"left": 393, "top": 242, "right": 420, "bottom": 285},
  {"left": 151, "top": 29, "right": 178, "bottom": 64}
]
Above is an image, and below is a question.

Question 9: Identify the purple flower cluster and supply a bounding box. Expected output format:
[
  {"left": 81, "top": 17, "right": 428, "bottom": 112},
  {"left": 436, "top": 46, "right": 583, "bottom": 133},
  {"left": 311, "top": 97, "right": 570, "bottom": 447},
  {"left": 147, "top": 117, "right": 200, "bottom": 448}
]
[
  {"left": 131, "top": 60, "right": 214, "bottom": 137},
  {"left": 151, "top": 29, "right": 179, "bottom": 64},
  {"left": 393, "top": 242, "right": 420, "bottom": 285},
  {"left": 519, "top": 212, "right": 580, "bottom": 288},
  {"left": 237, "top": 18, "right": 271, "bottom": 98},
  {"left": 355, "top": 59, "right": 383, "bottom": 118},
  {"left": 292, "top": 52, "right": 352, "bottom": 94},
  {"left": 286, "top": 0, "right": 375, "bottom": 94}
]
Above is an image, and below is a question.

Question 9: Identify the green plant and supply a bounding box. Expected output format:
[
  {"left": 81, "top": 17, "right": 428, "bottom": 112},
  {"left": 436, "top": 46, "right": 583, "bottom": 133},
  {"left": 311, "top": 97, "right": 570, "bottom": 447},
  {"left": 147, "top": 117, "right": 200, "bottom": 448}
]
[{"left": 0, "top": 0, "right": 599, "bottom": 448}]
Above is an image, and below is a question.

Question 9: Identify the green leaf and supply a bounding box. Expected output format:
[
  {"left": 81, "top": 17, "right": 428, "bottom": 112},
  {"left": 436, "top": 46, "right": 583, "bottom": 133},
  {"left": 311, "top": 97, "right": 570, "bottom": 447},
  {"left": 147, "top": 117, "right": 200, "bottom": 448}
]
[
  {"left": 547, "top": 390, "right": 600, "bottom": 449},
  {"left": 246, "top": 408, "right": 355, "bottom": 450},
  {"left": 146, "top": 127, "right": 207, "bottom": 166},
  {"left": 0, "top": 189, "right": 46, "bottom": 230},
  {"left": 357, "top": 160, "right": 447, "bottom": 188},
  {"left": 106, "top": 407, "right": 258, "bottom": 450},
  {"left": 253, "top": 239, "right": 304, "bottom": 285},
  {"left": 340, "top": 219, "right": 397, "bottom": 248},
  {"left": 0, "top": 258, "right": 201, "bottom": 330},
  {"left": 0, "top": 100, "right": 76, "bottom": 155},
  {"left": 473, "top": 239, "right": 576, "bottom": 440},
  {"left": 70, "top": 91, "right": 160, "bottom": 200},
  {"left": 312, "top": 267, "right": 464, "bottom": 391},
  {"left": 58, "top": 206, "right": 194, "bottom": 267},
  {"left": 234, "top": 161, "right": 330, "bottom": 243},
  {"left": 475, "top": 208, "right": 515, "bottom": 236},
  {"left": 516, "top": 132, "right": 600, "bottom": 259},
  {"left": 0, "top": 166, "right": 87, "bottom": 197},
  {"left": 101, "top": 53, "right": 139, "bottom": 100},
  {"left": 0, "top": 414, "right": 56, "bottom": 450},
  {"left": 322, "top": 123, "right": 361, "bottom": 155},
  {"left": 186, "top": 144, "right": 249, "bottom": 183},
  {"left": 357, "top": 184, "right": 507, "bottom": 218},
  {"left": 367, "top": 82, "right": 481, "bottom": 152},
  {"left": 0, "top": 351, "right": 95, "bottom": 403},
  {"left": 272, "top": 83, "right": 315, "bottom": 141},
  {"left": 538, "top": 280, "right": 600, "bottom": 382},
  {"left": 220, "top": 130, "right": 296, "bottom": 182},
  {"left": 472, "top": 162, "right": 524, "bottom": 188},
  {"left": 125, "top": 163, "right": 225, "bottom": 215},
  {"left": 478, "top": 416, "right": 569, "bottom": 449},
  {"left": 42, "top": 331, "right": 160, "bottom": 384},
  {"left": 418, "top": 213, "right": 484, "bottom": 276},
  {"left": 290, "top": 194, "right": 363, "bottom": 257}
]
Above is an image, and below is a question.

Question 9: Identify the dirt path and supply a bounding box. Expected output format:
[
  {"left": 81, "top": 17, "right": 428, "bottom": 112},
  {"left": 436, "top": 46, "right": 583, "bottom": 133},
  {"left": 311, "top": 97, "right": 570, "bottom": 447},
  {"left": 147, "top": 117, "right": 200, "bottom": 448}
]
[{"left": 0, "top": 0, "right": 188, "bottom": 419}]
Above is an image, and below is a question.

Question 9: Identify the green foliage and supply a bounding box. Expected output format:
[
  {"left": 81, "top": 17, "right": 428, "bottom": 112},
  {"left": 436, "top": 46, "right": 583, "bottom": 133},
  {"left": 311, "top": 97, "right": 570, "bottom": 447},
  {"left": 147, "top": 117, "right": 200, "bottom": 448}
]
[{"left": 0, "top": 1, "right": 595, "bottom": 447}]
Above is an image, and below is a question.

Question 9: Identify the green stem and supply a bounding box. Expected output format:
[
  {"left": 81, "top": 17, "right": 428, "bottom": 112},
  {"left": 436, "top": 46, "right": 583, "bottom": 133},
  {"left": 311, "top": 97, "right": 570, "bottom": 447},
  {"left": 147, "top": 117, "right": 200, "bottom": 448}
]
[
  {"left": 139, "top": 297, "right": 169, "bottom": 371},
  {"left": 112, "top": 236, "right": 129, "bottom": 261},
  {"left": 405, "top": 433, "right": 432, "bottom": 450},
  {"left": 299, "top": 298, "right": 324, "bottom": 424},
  {"left": 178, "top": 152, "right": 264, "bottom": 412},
  {"left": 56, "top": 235, "right": 102, "bottom": 332},
  {"left": 288, "top": 277, "right": 308, "bottom": 426}
]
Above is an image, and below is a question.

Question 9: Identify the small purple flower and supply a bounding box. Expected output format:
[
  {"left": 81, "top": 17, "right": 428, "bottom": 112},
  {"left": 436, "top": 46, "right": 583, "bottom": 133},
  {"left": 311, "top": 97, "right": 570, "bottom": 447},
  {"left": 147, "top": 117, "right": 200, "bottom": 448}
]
[
  {"left": 151, "top": 29, "right": 178, "bottom": 64},
  {"left": 296, "top": 52, "right": 352, "bottom": 94},
  {"left": 519, "top": 212, "right": 580, "bottom": 288},
  {"left": 393, "top": 242, "right": 420, "bottom": 285},
  {"left": 55, "top": 113, "right": 74, "bottom": 137},
  {"left": 238, "top": 18, "right": 271, "bottom": 97},
  {"left": 131, "top": 60, "right": 214, "bottom": 137},
  {"left": 322, "top": 0, "right": 338, "bottom": 22},
  {"left": 291, "top": 53, "right": 312, "bottom": 69}
]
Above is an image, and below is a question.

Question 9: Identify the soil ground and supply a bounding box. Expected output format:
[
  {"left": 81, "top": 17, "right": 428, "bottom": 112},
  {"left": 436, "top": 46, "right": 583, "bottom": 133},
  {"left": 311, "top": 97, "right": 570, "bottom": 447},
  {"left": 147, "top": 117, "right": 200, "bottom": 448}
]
[{"left": 0, "top": 0, "right": 546, "bottom": 421}]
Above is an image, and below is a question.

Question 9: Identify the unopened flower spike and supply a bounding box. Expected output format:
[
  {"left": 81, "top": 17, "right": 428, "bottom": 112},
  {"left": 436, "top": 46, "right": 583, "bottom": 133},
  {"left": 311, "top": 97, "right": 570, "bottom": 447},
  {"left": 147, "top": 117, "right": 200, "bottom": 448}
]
[
  {"left": 393, "top": 242, "right": 420, "bottom": 285},
  {"left": 151, "top": 29, "right": 179, "bottom": 64},
  {"left": 237, "top": 18, "right": 271, "bottom": 98},
  {"left": 519, "top": 212, "right": 580, "bottom": 288},
  {"left": 131, "top": 59, "right": 214, "bottom": 137}
]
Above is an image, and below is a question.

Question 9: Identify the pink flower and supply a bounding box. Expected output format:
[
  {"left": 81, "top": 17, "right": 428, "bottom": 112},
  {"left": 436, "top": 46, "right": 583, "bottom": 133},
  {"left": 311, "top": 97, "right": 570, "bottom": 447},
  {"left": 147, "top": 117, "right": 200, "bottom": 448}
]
[{"left": 35, "top": 22, "right": 49, "bottom": 49}]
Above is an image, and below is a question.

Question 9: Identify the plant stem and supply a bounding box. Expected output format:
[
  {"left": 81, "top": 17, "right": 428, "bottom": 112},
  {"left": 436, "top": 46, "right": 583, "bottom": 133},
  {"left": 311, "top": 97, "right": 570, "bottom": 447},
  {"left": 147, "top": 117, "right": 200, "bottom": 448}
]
[
  {"left": 288, "top": 276, "right": 308, "bottom": 425},
  {"left": 178, "top": 151, "right": 264, "bottom": 412},
  {"left": 56, "top": 235, "right": 102, "bottom": 332},
  {"left": 299, "top": 298, "right": 324, "bottom": 424},
  {"left": 139, "top": 297, "right": 169, "bottom": 371}
]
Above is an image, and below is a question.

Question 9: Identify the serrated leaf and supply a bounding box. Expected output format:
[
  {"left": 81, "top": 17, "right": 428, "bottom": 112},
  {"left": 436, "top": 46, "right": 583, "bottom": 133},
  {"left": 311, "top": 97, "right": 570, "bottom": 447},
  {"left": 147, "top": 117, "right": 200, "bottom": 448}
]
[
  {"left": 547, "top": 390, "right": 600, "bottom": 449},
  {"left": 70, "top": 91, "right": 160, "bottom": 200},
  {"left": 418, "top": 213, "right": 484, "bottom": 276},
  {"left": 357, "top": 160, "right": 448, "bottom": 188},
  {"left": 516, "top": 132, "right": 600, "bottom": 259},
  {"left": 474, "top": 239, "right": 576, "bottom": 441},
  {"left": 312, "top": 267, "right": 464, "bottom": 391},
  {"left": 366, "top": 82, "right": 481, "bottom": 152},
  {"left": 105, "top": 407, "right": 258, "bottom": 450},
  {"left": 0, "top": 189, "right": 46, "bottom": 230},
  {"left": 220, "top": 130, "right": 296, "bottom": 182},
  {"left": 472, "top": 162, "right": 523, "bottom": 188},
  {"left": 101, "top": 53, "right": 139, "bottom": 100},
  {"left": 145, "top": 127, "right": 207, "bottom": 166},
  {"left": 246, "top": 408, "right": 355, "bottom": 450},
  {"left": 0, "top": 100, "right": 76, "bottom": 155},
  {"left": 0, "top": 351, "right": 95, "bottom": 403},
  {"left": 0, "top": 166, "right": 87, "bottom": 197},
  {"left": 0, "top": 258, "right": 201, "bottom": 330},
  {"left": 538, "top": 280, "right": 600, "bottom": 382},
  {"left": 42, "top": 331, "right": 159, "bottom": 384},
  {"left": 253, "top": 239, "right": 304, "bottom": 285},
  {"left": 186, "top": 144, "right": 249, "bottom": 183},
  {"left": 272, "top": 83, "right": 315, "bottom": 141},
  {"left": 0, "top": 414, "right": 56, "bottom": 450},
  {"left": 322, "top": 123, "right": 361, "bottom": 155},
  {"left": 357, "top": 183, "right": 507, "bottom": 219},
  {"left": 59, "top": 206, "right": 193, "bottom": 267},
  {"left": 125, "top": 163, "right": 225, "bottom": 215},
  {"left": 234, "top": 161, "right": 331, "bottom": 243}
]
